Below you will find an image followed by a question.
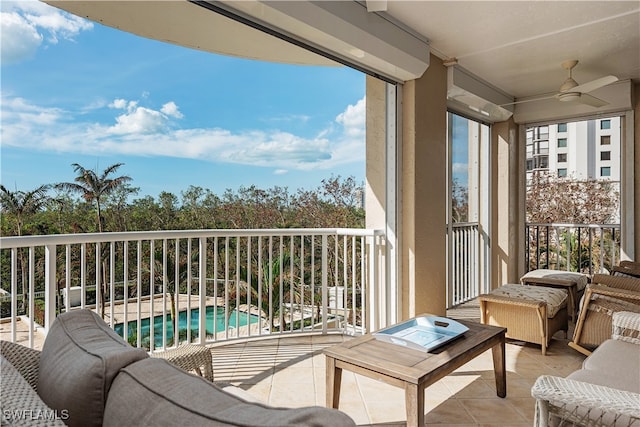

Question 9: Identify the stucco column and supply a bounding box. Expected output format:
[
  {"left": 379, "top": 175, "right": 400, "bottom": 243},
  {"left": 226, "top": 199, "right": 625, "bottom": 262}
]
[
  {"left": 401, "top": 55, "right": 448, "bottom": 318},
  {"left": 491, "top": 118, "right": 523, "bottom": 289}
]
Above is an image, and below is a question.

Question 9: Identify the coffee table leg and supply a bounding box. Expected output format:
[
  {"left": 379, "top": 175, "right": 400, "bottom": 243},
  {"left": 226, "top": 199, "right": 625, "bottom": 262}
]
[
  {"left": 326, "top": 356, "right": 342, "bottom": 409},
  {"left": 491, "top": 335, "right": 507, "bottom": 398},
  {"left": 404, "top": 383, "right": 424, "bottom": 427}
]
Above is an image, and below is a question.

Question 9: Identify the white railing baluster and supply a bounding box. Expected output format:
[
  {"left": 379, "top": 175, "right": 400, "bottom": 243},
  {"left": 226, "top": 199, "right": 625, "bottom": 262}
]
[
  {"left": 95, "top": 242, "right": 101, "bottom": 317},
  {"left": 149, "top": 240, "right": 155, "bottom": 351},
  {"left": 28, "top": 247, "right": 35, "bottom": 347},
  {"left": 186, "top": 239, "right": 192, "bottom": 343},
  {"left": 198, "top": 237, "right": 206, "bottom": 345},
  {"left": 321, "top": 234, "right": 328, "bottom": 335},
  {"left": 123, "top": 241, "right": 129, "bottom": 344},
  {"left": 162, "top": 239, "right": 167, "bottom": 350},
  {"left": 110, "top": 242, "right": 115, "bottom": 328},
  {"left": 65, "top": 245, "right": 70, "bottom": 313},
  {"left": 257, "top": 236, "right": 262, "bottom": 336},
  {"left": 81, "top": 243, "right": 86, "bottom": 309},
  {"left": 212, "top": 237, "right": 218, "bottom": 340},
  {"left": 10, "top": 249, "right": 17, "bottom": 342},
  {"left": 44, "top": 244, "right": 56, "bottom": 333},
  {"left": 136, "top": 240, "right": 142, "bottom": 348}
]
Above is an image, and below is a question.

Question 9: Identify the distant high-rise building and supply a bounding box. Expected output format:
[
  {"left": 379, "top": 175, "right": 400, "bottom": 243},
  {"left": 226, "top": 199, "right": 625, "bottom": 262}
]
[{"left": 525, "top": 117, "right": 620, "bottom": 183}]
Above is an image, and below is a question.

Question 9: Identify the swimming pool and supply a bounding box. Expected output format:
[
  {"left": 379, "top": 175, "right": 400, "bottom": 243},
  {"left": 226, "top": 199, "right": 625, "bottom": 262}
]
[{"left": 114, "top": 306, "right": 260, "bottom": 348}]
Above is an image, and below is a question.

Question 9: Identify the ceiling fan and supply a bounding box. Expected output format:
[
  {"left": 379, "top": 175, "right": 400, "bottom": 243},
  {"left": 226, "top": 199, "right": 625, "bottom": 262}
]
[{"left": 505, "top": 60, "right": 618, "bottom": 108}]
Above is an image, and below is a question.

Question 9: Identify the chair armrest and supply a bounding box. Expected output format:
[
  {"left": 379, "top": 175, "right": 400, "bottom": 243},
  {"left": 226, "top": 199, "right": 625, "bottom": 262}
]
[
  {"left": 531, "top": 375, "right": 640, "bottom": 426},
  {"left": 0, "top": 340, "right": 41, "bottom": 391},
  {"left": 585, "top": 283, "right": 640, "bottom": 304},
  {"left": 611, "top": 266, "right": 640, "bottom": 279},
  {"left": 592, "top": 273, "right": 640, "bottom": 292},
  {"left": 612, "top": 311, "right": 640, "bottom": 344}
]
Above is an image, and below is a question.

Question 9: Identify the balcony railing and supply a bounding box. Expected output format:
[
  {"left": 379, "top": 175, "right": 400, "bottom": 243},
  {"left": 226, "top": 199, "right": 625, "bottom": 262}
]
[
  {"left": 0, "top": 228, "right": 384, "bottom": 351},
  {"left": 448, "top": 223, "right": 490, "bottom": 308},
  {"left": 525, "top": 223, "right": 621, "bottom": 275}
]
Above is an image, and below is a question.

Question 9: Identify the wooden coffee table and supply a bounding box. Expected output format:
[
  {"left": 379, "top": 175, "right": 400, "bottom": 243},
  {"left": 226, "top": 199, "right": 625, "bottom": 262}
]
[{"left": 323, "top": 318, "right": 506, "bottom": 427}]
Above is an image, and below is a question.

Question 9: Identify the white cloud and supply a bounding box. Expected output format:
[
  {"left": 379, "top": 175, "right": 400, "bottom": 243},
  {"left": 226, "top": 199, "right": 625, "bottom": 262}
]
[
  {"left": 274, "top": 169, "right": 288, "bottom": 175},
  {"left": 335, "top": 97, "right": 365, "bottom": 139},
  {"left": 0, "top": 11, "right": 43, "bottom": 64},
  {"left": 0, "top": 0, "right": 92, "bottom": 65},
  {"left": 161, "top": 102, "right": 183, "bottom": 119},
  {"left": 1, "top": 95, "right": 366, "bottom": 171},
  {"left": 452, "top": 163, "right": 468, "bottom": 174}
]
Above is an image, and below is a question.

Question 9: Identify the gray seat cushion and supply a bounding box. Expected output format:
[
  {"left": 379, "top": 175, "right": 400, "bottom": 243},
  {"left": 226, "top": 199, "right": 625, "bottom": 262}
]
[
  {"left": 104, "top": 358, "right": 355, "bottom": 427},
  {"left": 37, "top": 309, "right": 149, "bottom": 427},
  {"left": 575, "top": 338, "right": 640, "bottom": 393}
]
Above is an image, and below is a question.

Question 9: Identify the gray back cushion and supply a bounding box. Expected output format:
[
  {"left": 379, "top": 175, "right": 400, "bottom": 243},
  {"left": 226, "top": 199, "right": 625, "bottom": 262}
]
[
  {"left": 104, "top": 358, "right": 356, "bottom": 427},
  {"left": 37, "top": 309, "right": 148, "bottom": 427}
]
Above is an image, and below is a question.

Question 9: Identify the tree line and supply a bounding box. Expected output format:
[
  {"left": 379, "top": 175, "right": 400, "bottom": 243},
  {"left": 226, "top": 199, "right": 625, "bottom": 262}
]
[{"left": 0, "top": 163, "right": 365, "bottom": 237}]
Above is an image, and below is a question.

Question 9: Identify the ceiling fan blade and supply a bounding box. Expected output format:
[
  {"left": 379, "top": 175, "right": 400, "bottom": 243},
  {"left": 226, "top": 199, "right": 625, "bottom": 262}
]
[
  {"left": 572, "top": 75, "right": 618, "bottom": 94},
  {"left": 500, "top": 93, "right": 556, "bottom": 107},
  {"left": 578, "top": 93, "right": 609, "bottom": 108}
]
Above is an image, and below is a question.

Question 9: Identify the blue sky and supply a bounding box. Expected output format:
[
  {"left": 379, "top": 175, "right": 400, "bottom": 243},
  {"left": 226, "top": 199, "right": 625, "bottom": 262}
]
[{"left": 1, "top": 0, "right": 366, "bottom": 198}]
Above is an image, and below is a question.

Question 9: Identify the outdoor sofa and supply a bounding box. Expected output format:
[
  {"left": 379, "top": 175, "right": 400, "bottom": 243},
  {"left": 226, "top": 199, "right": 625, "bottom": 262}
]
[
  {"left": 531, "top": 310, "right": 640, "bottom": 426},
  {"left": 0, "top": 309, "right": 355, "bottom": 427}
]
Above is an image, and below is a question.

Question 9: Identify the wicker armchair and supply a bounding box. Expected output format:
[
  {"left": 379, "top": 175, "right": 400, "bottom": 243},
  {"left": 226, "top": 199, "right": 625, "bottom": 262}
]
[
  {"left": 532, "top": 311, "right": 640, "bottom": 427},
  {"left": 569, "top": 274, "right": 640, "bottom": 356}
]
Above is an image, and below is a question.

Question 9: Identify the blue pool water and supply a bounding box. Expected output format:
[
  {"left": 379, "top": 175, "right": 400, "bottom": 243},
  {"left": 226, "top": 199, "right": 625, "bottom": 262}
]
[{"left": 114, "top": 306, "right": 260, "bottom": 347}]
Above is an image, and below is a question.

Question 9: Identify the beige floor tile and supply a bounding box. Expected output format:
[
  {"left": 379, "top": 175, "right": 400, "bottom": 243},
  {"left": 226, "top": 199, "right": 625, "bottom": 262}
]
[
  {"left": 364, "top": 397, "right": 409, "bottom": 424},
  {"left": 268, "top": 382, "right": 317, "bottom": 407},
  {"left": 443, "top": 376, "right": 495, "bottom": 398},
  {"left": 424, "top": 399, "right": 475, "bottom": 424},
  {"left": 335, "top": 399, "right": 371, "bottom": 425},
  {"left": 272, "top": 366, "right": 315, "bottom": 385},
  {"left": 503, "top": 377, "right": 536, "bottom": 398},
  {"left": 507, "top": 397, "right": 536, "bottom": 423},
  {"left": 459, "top": 398, "right": 526, "bottom": 424}
]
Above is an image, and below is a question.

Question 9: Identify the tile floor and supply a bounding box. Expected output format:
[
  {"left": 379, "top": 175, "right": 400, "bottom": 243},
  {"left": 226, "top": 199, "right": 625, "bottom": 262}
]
[{"left": 208, "top": 301, "right": 587, "bottom": 426}]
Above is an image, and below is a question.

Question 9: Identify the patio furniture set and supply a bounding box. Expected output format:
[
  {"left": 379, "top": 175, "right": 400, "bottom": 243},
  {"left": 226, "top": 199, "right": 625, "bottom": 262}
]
[
  {"left": 1, "top": 262, "right": 638, "bottom": 426},
  {"left": 478, "top": 261, "right": 640, "bottom": 426}
]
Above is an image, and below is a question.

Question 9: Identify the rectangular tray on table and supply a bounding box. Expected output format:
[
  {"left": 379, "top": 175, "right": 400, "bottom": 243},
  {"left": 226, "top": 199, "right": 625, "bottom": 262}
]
[{"left": 372, "top": 316, "right": 469, "bottom": 352}]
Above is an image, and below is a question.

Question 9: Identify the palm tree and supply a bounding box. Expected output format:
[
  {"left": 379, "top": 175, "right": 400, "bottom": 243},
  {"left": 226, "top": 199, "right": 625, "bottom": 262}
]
[
  {"left": 55, "top": 163, "right": 131, "bottom": 317},
  {"left": 0, "top": 184, "right": 50, "bottom": 312},
  {"left": 0, "top": 184, "right": 50, "bottom": 236},
  {"left": 55, "top": 163, "right": 131, "bottom": 233}
]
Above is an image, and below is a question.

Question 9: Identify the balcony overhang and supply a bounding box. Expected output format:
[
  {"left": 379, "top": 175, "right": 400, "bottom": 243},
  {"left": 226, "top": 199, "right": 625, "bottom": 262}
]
[
  {"left": 43, "top": 0, "right": 337, "bottom": 66},
  {"left": 45, "top": 0, "right": 431, "bottom": 83}
]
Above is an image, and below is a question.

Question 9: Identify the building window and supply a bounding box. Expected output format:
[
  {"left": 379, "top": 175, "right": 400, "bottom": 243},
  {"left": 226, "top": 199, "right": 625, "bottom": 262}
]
[
  {"left": 526, "top": 159, "right": 533, "bottom": 171},
  {"left": 558, "top": 138, "right": 567, "bottom": 148},
  {"left": 557, "top": 153, "right": 567, "bottom": 162},
  {"left": 601, "top": 151, "right": 611, "bottom": 161},
  {"left": 538, "top": 156, "right": 548, "bottom": 169},
  {"left": 601, "top": 166, "right": 611, "bottom": 177},
  {"left": 557, "top": 123, "right": 567, "bottom": 132},
  {"left": 600, "top": 119, "right": 611, "bottom": 130},
  {"left": 601, "top": 135, "right": 611, "bottom": 145},
  {"left": 558, "top": 168, "right": 567, "bottom": 177}
]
